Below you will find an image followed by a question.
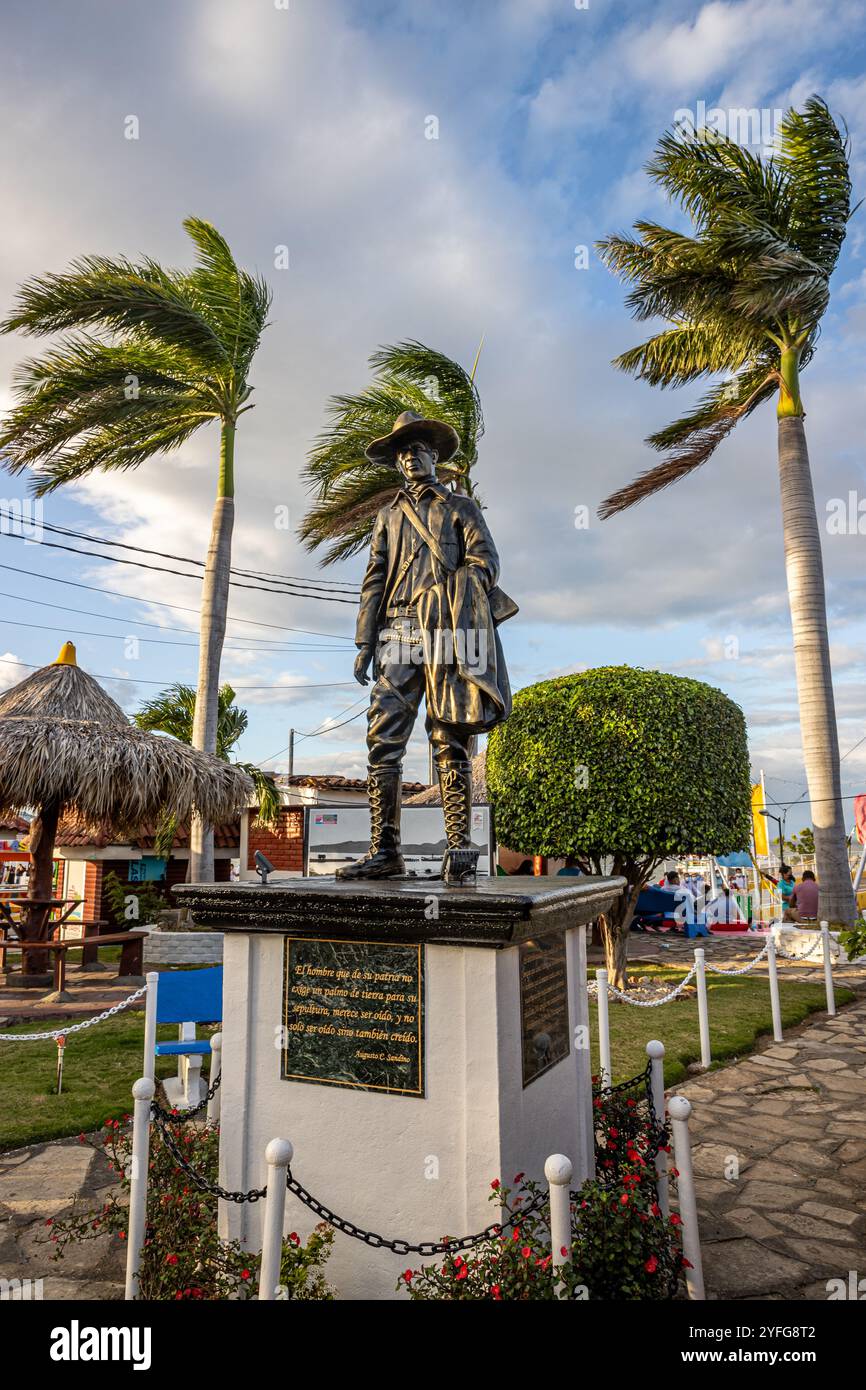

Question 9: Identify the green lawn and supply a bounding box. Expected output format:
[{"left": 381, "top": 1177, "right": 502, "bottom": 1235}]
[
  {"left": 591, "top": 964, "right": 854, "bottom": 1087},
  {"left": 0, "top": 965, "right": 854, "bottom": 1152},
  {"left": 0, "top": 1012, "right": 218, "bottom": 1151}
]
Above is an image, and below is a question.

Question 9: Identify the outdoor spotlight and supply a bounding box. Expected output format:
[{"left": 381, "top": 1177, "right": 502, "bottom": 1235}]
[{"left": 255, "top": 850, "right": 275, "bottom": 885}]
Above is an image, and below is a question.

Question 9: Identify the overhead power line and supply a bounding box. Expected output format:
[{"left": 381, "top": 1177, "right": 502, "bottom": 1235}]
[
  {"left": 0, "top": 531, "right": 357, "bottom": 603},
  {"left": 35, "top": 520, "right": 360, "bottom": 594},
  {"left": 0, "top": 562, "right": 354, "bottom": 641},
  {"left": 0, "top": 656, "right": 355, "bottom": 692},
  {"left": 0, "top": 615, "right": 350, "bottom": 653}
]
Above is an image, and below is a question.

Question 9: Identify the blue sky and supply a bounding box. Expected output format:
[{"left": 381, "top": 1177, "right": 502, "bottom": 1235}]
[{"left": 1, "top": 0, "right": 866, "bottom": 835}]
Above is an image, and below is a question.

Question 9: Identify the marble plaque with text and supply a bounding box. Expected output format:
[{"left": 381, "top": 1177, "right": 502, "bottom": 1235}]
[
  {"left": 519, "top": 931, "right": 570, "bottom": 1086},
  {"left": 281, "top": 936, "right": 424, "bottom": 1097}
]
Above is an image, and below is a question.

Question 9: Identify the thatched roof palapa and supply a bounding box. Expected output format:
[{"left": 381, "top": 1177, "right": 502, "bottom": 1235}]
[{"left": 0, "top": 642, "right": 253, "bottom": 831}]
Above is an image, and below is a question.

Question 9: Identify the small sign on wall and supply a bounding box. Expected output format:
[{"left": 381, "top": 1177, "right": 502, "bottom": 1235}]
[
  {"left": 519, "top": 932, "right": 570, "bottom": 1086},
  {"left": 281, "top": 937, "right": 425, "bottom": 1097}
]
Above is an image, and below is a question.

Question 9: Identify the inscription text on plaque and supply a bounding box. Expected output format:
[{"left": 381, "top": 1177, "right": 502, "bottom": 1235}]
[{"left": 281, "top": 937, "right": 424, "bottom": 1097}]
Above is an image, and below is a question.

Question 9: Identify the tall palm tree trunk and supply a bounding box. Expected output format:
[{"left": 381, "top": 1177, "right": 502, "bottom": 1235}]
[
  {"left": 190, "top": 423, "right": 235, "bottom": 882},
  {"left": 777, "top": 415, "right": 855, "bottom": 926}
]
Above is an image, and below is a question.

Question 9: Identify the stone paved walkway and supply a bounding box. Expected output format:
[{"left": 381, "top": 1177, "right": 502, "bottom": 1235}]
[
  {"left": 678, "top": 995, "right": 866, "bottom": 1299},
  {"left": 0, "top": 1137, "right": 124, "bottom": 1298}
]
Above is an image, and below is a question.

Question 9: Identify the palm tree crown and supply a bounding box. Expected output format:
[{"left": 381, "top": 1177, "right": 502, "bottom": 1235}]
[
  {"left": 135, "top": 682, "right": 280, "bottom": 829},
  {"left": 0, "top": 217, "right": 270, "bottom": 494},
  {"left": 596, "top": 97, "right": 854, "bottom": 516},
  {"left": 299, "top": 340, "right": 484, "bottom": 565}
]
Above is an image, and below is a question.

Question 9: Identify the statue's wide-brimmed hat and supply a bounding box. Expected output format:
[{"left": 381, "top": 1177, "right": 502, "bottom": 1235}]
[{"left": 365, "top": 410, "right": 461, "bottom": 466}]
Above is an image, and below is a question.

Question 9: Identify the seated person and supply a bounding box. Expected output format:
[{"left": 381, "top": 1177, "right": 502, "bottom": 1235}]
[
  {"left": 789, "top": 870, "right": 819, "bottom": 923},
  {"left": 705, "top": 885, "right": 746, "bottom": 926},
  {"left": 765, "top": 864, "right": 796, "bottom": 921}
]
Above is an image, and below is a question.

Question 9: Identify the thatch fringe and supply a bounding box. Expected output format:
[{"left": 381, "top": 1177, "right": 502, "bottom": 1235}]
[{"left": 0, "top": 717, "right": 252, "bottom": 827}]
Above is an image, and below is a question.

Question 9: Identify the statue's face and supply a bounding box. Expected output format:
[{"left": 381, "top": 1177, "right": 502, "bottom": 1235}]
[{"left": 396, "top": 437, "right": 437, "bottom": 483}]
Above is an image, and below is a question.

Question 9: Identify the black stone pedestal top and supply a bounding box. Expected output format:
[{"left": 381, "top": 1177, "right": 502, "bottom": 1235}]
[{"left": 172, "top": 874, "right": 626, "bottom": 948}]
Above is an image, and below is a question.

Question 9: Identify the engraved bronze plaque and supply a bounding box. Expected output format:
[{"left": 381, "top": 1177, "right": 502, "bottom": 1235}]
[
  {"left": 519, "top": 932, "right": 570, "bottom": 1086},
  {"left": 281, "top": 936, "right": 424, "bottom": 1097}
]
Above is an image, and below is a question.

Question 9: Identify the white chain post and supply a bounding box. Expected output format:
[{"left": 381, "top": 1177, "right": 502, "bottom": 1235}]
[
  {"left": 206, "top": 1033, "right": 222, "bottom": 1127},
  {"left": 693, "top": 948, "right": 711, "bottom": 1069},
  {"left": 646, "top": 1040, "right": 669, "bottom": 1219},
  {"left": 821, "top": 921, "right": 836, "bottom": 1017},
  {"left": 124, "top": 1076, "right": 155, "bottom": 1300},
  {"left": 259, "top": 1138, "right": 293, "bottom": 1301},
  {"left": 668, "top": 1095, "right": 705, "bottom": 1300},
  {"left": 545, "top": 1153, "right": 573, "bottom": 1297},
  {"left": 596, "top": 967, "right": 611, "bottom": 1087},
  {"left": 766, "top": 936, "right": 783, "bottom": 1042},
  {"left": 143, "top": 972, "right": 159, "bottom": 1083}
]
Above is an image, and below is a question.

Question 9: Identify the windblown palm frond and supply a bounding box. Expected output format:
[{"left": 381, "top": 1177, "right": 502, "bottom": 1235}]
[
  {"left": 597, "top": 96, "right": 854, "bottom": 517},
  {"left": 300, "top": 340, "right": 484, "bottom": 564},
  {"left": 0, "top": 218, "right": 271, "bottom": 495},
  {"left": 134, "top": 683, "right": 278, "bottom": 828}
]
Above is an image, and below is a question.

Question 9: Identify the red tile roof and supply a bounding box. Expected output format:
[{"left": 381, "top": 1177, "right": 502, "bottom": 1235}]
[{"left": 56, "top": 816, "right": 240, "bottom": 850}]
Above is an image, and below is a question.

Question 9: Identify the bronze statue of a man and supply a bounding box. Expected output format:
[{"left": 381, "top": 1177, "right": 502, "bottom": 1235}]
[{"left": 337, "top": 410, "right": 517, "bottom": 883}]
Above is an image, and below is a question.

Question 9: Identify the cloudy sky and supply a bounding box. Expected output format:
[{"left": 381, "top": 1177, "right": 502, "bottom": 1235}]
[{"left": 1, "top": 0, "right": 865, "bottom": 832}]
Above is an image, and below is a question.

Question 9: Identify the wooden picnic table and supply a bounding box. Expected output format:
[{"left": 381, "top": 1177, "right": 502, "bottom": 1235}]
[
  {"left": 0, "top": 896, "right": 82, "bottom": 976},
  {"left": 1, "top": 930, "right": 147, "bottom": 999}
]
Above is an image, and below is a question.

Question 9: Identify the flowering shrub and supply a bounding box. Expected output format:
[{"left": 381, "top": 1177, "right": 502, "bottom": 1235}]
[
  {"left": 400, "top": 1084, "right": 686, "bottom": 1301},
  {"left": 43, "top": 1117, "right": 333, "bottom": 1300}
]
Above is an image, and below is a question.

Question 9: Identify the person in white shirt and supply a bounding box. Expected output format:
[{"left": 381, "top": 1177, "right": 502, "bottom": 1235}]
[{"left": 705, "top": 886, "right": 746, "bottom": 926}]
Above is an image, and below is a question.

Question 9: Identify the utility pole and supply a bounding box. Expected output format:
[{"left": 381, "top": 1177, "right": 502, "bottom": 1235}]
[{"left": 288, "top": 729, "right": 294, "bottom": 778}]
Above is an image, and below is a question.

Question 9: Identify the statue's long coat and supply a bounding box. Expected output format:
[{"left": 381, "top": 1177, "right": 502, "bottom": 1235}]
[{"left": 355, "top": 486, "right": 516, "bottom": 734}]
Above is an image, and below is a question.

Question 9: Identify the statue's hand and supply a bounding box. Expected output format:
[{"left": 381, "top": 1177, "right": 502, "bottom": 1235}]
[{"left": 354, "top": 644, "right": 375, "bottom": 686}]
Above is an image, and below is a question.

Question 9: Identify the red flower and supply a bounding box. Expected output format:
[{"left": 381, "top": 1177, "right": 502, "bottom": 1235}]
[
  {"left": 118, "top": 1231, "right": 126, "bottom": 1240},
  {"left": 682, "top": 1257, "right": 694, "bottom": 1269},
  {"left": 289, "top": 1232, "right": 300, "bottom": 1245},
  {"left": 512, "top": 1228, "right": 521, "bottom": 1241},
  {"left": 644, "top": 1255, "right": 658, "bottom": 1274},
  {"left": 165, "top": 1254, "right": 178, "bottom": 1266},
  {"left": 44, "top": 1218, "right": 53, "bottom": 1227},
  {"left": 491, "top": 1284, "right": 501, "bottom": 1300},
  {"left": 560, "top": 1246, "right": 568, "bottom": 1258},
  {"left": 513, "top": 1171, "right": 525, "bottom": 1184},
  {"left": 650, "top": 1202, "right": 661, "bottom": 1218},
  {"left": 403, "top": 1270, "right": 413, "bottom": 1284},
  {"left": 490, "top": 1178, "right": 500, "bottom": 1190},
  {"left": 609, "top": 1127, "right": 619, "bottom": 1138},
  {"left": 455, "top": 1265, "right": 468, "bottom": 1282},
  {"left": 241, "top": 1269, "right": 251, "bottom": 1280},
  {"left": 620, "top": 1194, "right": 629, "bottom": 1205},
  {"left": 670, "top": 1213, "right": 682, "bottom": 1226},
  {"left": 521, "top": 1246, "right": 531, "bottom": 1259},
  {"left": 626, "top": 1098, "right": 637, "bottom": 1108}
]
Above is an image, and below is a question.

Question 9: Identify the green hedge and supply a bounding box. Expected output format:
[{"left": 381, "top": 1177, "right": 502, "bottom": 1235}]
[{"left": 487, "top": 665, "right": 751, "bottom": 859}]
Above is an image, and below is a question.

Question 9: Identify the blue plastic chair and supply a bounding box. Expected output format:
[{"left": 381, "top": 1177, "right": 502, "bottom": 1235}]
[{"left": 148, "top": 967, "right": 223, "bottom": 1108}]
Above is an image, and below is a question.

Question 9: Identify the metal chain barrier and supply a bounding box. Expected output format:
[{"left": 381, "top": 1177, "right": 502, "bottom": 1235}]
[
  {"left": 589, "top": 964, "right": 698, "bottom": 1007},
  {"left": 284, "top": 1168, "right": 546, "bottom": 1257},
  {"left": 0, "top": 984, "right": 148, "bottom": 1042},
  {"left": 149, "top": 1078, "right": 266, "bottom": 1206}
]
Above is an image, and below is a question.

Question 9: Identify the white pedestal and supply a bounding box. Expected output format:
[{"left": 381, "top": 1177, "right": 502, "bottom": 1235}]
[{"left": 175, "top": 874, "right": 625, "bottom": 1301}]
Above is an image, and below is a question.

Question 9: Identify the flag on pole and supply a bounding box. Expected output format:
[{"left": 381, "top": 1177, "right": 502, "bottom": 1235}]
[
  {"left": 751, "top": 782, "right": 769, "bottom": 857},
  {"left": 854, "top": 793, "right": 866, "bottom": 846}
]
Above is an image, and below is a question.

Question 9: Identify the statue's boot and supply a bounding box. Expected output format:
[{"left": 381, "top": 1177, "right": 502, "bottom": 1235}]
[
  {"left": 438, "top": 759, "right": 475, "bottom": 883},
  {"left": 336, "top": 766, "right": 405, "bottom": 879}
]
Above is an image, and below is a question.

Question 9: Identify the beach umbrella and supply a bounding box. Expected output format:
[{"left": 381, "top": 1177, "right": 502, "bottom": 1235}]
[{"left": 0, "top": 642, "right": 252, "bottom": 969}]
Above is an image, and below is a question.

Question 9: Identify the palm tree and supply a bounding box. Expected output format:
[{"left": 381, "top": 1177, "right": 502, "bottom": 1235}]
[
  {"left": 596, "top": 97, "right": 857, "bottom": 927},
  {"left": 0, "top": 218, "right": 271, "bottom": 883},
  {"left": 135, "top": 682, "right": 280, "bottom": 857},
  {"left": 299, "top": 339, "right": 484, "bottom": 564}
]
